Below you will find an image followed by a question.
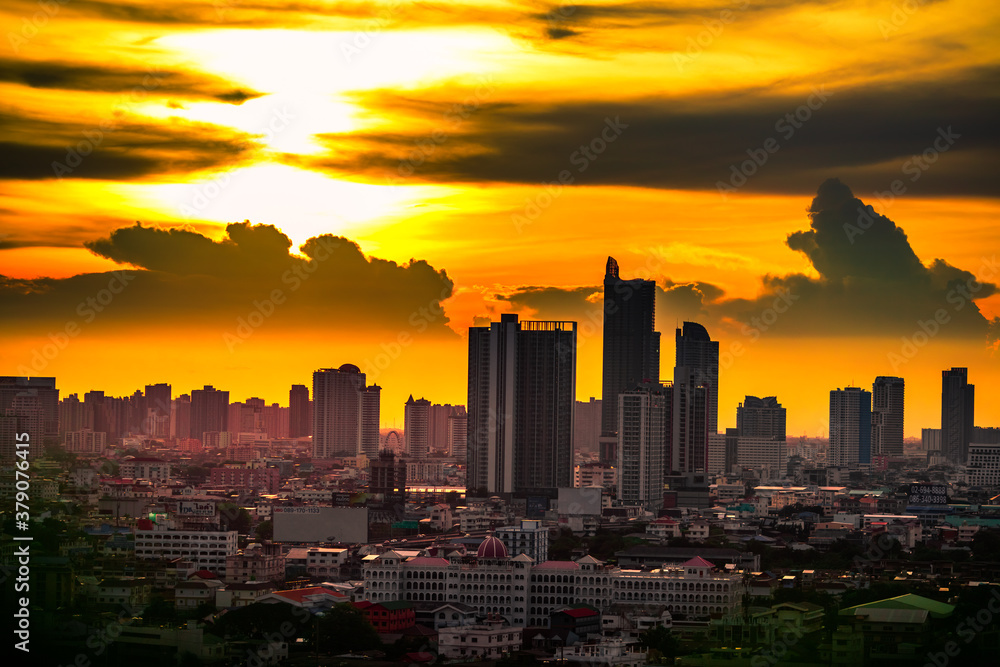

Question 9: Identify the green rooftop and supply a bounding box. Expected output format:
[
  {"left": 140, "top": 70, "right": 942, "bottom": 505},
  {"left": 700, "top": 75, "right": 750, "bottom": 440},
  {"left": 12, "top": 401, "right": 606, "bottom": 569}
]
[{"left": 840, "top": 594, "right": 954, "bottom": 619}]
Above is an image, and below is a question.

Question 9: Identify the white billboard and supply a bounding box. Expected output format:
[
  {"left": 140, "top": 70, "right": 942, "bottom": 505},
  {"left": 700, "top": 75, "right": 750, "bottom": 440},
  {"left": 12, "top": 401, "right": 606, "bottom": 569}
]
[
  {"left": 272, "top": 506, "right": 369, "bottom": 543},
  {"left": 177, "top": 500, "right": 217, "bottom": 517}
]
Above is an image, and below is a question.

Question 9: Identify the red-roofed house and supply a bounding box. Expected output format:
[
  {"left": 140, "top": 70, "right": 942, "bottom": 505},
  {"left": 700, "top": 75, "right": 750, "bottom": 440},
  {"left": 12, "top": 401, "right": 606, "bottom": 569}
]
[
  {"left": 551, "top": 607, "right": 601, "bottom": 637},
  {"left": 259, "top": 586, "right": 346, "bottom": 611}
]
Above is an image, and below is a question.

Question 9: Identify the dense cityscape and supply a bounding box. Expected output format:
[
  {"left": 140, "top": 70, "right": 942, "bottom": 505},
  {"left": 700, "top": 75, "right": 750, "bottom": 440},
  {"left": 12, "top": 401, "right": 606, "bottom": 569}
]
[{"left": 3, "top": 255, "right": 999, "bottom": 667}]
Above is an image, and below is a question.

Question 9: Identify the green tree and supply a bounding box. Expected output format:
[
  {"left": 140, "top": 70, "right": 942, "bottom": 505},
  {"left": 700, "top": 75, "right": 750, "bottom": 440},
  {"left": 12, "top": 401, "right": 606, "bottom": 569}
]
[
  {"left": 640, "top": 625, "right": 681, "bottom": 662},
  {"left": 255, "top": 520, "right": 273, "bottom": 541},
  {"left": 317, "top": 603, "right": 380, "bottom": 654}
]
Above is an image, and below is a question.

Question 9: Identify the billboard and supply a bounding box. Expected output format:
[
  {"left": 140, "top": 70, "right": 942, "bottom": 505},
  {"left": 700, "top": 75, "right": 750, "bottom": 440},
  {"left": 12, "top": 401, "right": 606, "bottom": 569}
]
[
  {"left": 908, "top": 484, "right": 948, "bottom": 505},
  {"left": 558, "top": 487, "right": 603, "bottom": 516},
  {"left": 272, "top": 506, "right": 369, "bottom": 543},
  {"left": 177, "top": 500, "right": 217, "bottom": 517}
]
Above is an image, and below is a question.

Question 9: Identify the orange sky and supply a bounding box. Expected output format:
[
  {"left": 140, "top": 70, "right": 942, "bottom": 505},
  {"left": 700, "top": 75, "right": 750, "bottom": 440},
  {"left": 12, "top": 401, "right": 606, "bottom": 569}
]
[{"left": 1, "top": 0, "right": 998, "bottom": 437}]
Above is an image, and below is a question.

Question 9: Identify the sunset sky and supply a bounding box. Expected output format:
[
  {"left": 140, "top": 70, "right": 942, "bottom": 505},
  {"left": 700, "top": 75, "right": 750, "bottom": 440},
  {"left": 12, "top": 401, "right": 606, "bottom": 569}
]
[{"left": 1, "top": 0, "right": 998, "bottom": 437}]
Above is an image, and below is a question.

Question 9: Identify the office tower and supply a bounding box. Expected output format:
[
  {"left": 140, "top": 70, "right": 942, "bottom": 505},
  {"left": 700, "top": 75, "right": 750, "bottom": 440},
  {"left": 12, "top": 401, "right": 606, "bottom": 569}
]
[
  {"left": 230, "top": 399, "right": 263, "bottom": 434},
  {"left": 829, "top": 387, "right": 872, "bottom": 467},
  {"left": 0, "top": 376, "right": 59, "bottom": 438},
  {"left": 360, "top": 385, "right": 381, "bottom": 459},
  {"left": 447, "top": 405, "right": 467, "bottom": 459},
  {"left": 171, "top": 394, "right": 191, "bottom": 439},
  {"left": 574, "top": 397, "right": 602, "bottom": 455},
  {"left": 312, "top": 365, "right": 366, "bottom": 459},
  {"left": 617, "top": 381, "right": 668, "bottom": 509},
  {"left": 467, "top": 313, "right": 576, "bottom": 494},
  {"left": 404, "top": 395, "right": 431, "bottom": 458},
  {"left": 126, "top": 389, "right": 146, "bottom": 434},
  {"left": 675, "top": 322, "right": 719, "bottom": 435},
  {"left": 871, "top": 376, "right": 904, "bottom": 458},
  {"left": 289, "top": 384, "right": 310, "bottom": 438},
  {"left": 941, "top": 367, "right": 975, "bottom": 464},
  {"left": 4, "top": 391, "right": 44, "bottom": 451},
  {"left": 190, "top": 385, "right": 229, "bottom": 443},
  {"left": 261, "top": 403, "right": 289, "bottom": 439},
  {"left": 59, "top": 394, "right": 88, "bottom": 435},
  {"left": 144, "top": 383, "right": 172, "bottom": 419},
  {"left": 921, "top": 428, "right": 942, "bottom": 452},
  {"left": 670, "top": 366, "right": 708, "bottom": 474},
  {"left": 600, "top": 257, "right": 659, "bottom": 464},
  {"left": 370, "top": 449, "right": 407, "bottom": 506},
  {"left": 427, "top": 403, "right": 453, "bottom": 452},
  {"left": 737, "top": 396, "right": 786, "bottom": 441}
]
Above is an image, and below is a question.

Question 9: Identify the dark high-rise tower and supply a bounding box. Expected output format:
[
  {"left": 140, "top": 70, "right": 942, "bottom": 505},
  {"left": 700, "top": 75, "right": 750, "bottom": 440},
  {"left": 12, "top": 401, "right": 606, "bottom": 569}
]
[
  {"left": 829, "top": 387, "right": 872, "bottom": 467},
  {"left": 872, "top": 376, "right": 905, "bottom": 458},
  {"left": 289, "top": 384, "right": 310, "bottom": 438},
  {"left": 737, "top": 396, "right": 786, "bottom": 441},
  {"left": 941, "top": 367, "right": 975, "bottom": 464},
  {"left": 675, "top": 322, "right": 719, "bottom": 435},
  {"left": 600, "top": 257, "right": 659, "bottom": 464},
  {"left": 467, "top": 314, "right": 576, "bottom": 494},
  {"left": 190, "top": 385, "right": 229, "bottom": 442}
]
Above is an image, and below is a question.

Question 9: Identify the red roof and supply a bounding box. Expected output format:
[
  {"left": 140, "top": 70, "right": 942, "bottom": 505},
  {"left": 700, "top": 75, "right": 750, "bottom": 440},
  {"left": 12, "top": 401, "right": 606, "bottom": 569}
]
[
  {"left": 560, "top": 608, "right": 598, "bottom": 618},
  {"left": 682, "top": 556, "right": 715, "bottom": 568},
  {"left": 477, "top": 535, "right": 508, "bottom": 559},
  {"left": 405, "top": 557, "right": 450, "bottom": 566},
  {"left": 533, "top": 561, "right": 580, "bottom": 570},
  {"left": 190, "top": 569, "right": 218, "bottom": 579},
  {"left": 272, "top": 586, "right": 345, "bottom": 603}
]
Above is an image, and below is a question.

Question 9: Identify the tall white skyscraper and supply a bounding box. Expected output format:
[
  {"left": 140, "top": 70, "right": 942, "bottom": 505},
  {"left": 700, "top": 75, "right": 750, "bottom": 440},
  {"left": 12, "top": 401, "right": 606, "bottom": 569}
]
[{"left": 617, "top": 381, "right": 668, "bottom": 510}]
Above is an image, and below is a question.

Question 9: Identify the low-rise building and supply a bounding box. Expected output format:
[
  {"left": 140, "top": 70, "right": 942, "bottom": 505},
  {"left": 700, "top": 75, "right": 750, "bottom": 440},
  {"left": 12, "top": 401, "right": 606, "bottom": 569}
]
[{"left": 438, "top": 619, "right": 522, "bottom": 660}]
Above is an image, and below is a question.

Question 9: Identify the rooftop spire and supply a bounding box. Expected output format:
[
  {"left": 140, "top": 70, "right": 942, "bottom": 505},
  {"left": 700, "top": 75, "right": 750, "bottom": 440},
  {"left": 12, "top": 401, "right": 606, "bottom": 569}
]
[{"left": 606, "top": 256, "right": 619, "bottom": 279}]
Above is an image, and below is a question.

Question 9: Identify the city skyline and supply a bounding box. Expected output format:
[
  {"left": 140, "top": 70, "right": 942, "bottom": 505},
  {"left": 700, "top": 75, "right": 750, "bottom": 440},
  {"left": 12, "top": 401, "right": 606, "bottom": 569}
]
[{"left": 2, "top": 2, "right": 999, "bottom": 439}]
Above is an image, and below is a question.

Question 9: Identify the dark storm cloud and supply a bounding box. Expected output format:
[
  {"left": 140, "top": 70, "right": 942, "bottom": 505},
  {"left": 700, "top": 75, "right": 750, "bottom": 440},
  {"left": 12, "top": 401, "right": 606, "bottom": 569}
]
[
  {"left": 305, "top": 67, "right": 1000, "bottom": 197},
  {"left": 0, "top": 111, "right": 253, "bottom": 180},
  {"left": 498, "top": 285, "right": 600, "bottom": 321},
  {"left": 490, "top": 180, "right": 999, "bottom": 342},
  {"left": 0, "top": 59, "right": 261, "bottom": 104},
  {"left": 0, "top": 222, "right": 455, "bottom": 335}
]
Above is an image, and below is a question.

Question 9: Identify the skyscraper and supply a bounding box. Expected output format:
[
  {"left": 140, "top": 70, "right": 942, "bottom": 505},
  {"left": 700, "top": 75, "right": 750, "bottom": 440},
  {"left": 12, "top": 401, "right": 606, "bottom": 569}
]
[
  {"left": 670, "top": 366, "right": 708, "bottom": 474},
  {"left": 675, "top": 322, "right": 719, "bottom": 435},
  {"left": 737, "top": 396, "right": 786, "bottom": 441},
  {"left": 447, "top": 405, "right": 467, "bottom": 460},
  {"left": 171, "top": 394, "right": 191, "bottom": 439},
  {"left": 617, "top": 381, "right": 668, "bottom": 510},
  {"left": 829, "top": 387, "right": 872, "bottom": 467},
  {"left": 404, "top": 395, "right": 431, "bottom": 458},
  {"left": 872, "top": 376, "right": 904, "bottom": 459},
  {"left": 428, "top": 403, "right": 454, "bottom": 452},
  {"left": 941, "top": 367, "right": 975, "bottom": 464},
  {"left": 190, "top": 385, "right": 229, "bottom": 442},
  {"left": 0, "top": 376, "right": 59, "bottom": 438},
  {"left": 360, "top": 385, "right": 381, "bottom": 459},
  {"left": 144, "top": 383, "right": 171, "bottom": 437},
  {"left": 312, "top": 365, "right": 366, "bottom": 459},
  {"left": 467, "top": 314, "right": 576, "bottom": 494},
  {"left": 600, "top": 257, "right": 659, "bottom": 464},
  {"left": 289, "top": 384, "right": 311, "bottom": 438}
]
